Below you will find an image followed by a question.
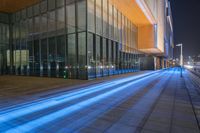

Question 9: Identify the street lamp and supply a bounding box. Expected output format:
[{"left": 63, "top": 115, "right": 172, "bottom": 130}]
[{"left": 176, "top": 43, "right": 183, "bottom": 77}]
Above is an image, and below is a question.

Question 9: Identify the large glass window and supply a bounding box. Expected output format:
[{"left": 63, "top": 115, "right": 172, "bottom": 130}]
[
  {"left": 66, "top": 3, "right": 76, "bottom": 33},
  {"left": 109, "top": 3, "right": 113, "bottom": 39},
  {"left": 78, "top": 33, "right": 86, "bottom": 66},
  {"left": 87, "top": 33, "right": 95, "bottom": 78},
  {"left": 57, "top": 36, "right": 65, "bottom": 63},
  {"left": 102, "top": 38, "right": 107, "bottom": 66},
  {"left": 34, "top": 40, "right": 40, "bottom": 76},
  {"left": 96, "top": 35, "right": 102, "bottom": 77},
  {"left": 96, "top": 0, "right": 102, "bottom": 35},
  {"left": 114, "top": 7, "right": 118, "bottom": 41},
  {"left": 57, "top": 7, "right": 65, "bottom": 30},
  {"left": 27, "top": 41, "right": 34, "bottom": 75},
  {"left": 41, "top": 13, "right": 48, "bottom": 33},
  {"left": 48, "top": 0, "right": 56, "bottom": 10},
  {"left": 87, "top": 0, "right": 95, "bottom": 32},
  {"left": 27, "top": 7, "right": 33, "bottom": 18},
  {"left": 57, "top": 0, "right": 65, "bottom": 7},
  {"left": 28, "top": 18, "right": 33, "bottom": 36},
  {"left": 33, "top": 4, "right": 40, "bottom": 16},
  {"left": 41, "top": 39, "right": 48, "bottom": 76},
  {"left": 34, "top": 16, "right": 40, "bottom": 34},
  {"left": 57, "top": 35, "right": 65, "bottom": 77},
  {"left": 48, "top": 11, "right": 56, "bottom": 32},
  {"left": 103, "top": 0, "right": 108, "bottom": 37},
  {"left": 77, "top": 0, "right": 86, "bottom": 32},
  {"left": 68, "top": 34, "right": 77, "bottom": 78},
  {"left": 78, "top": 32, "right": 87, "bottom": 79},
  {"left": 48, "top": 37, "right": 56, "bottom": 76},
  {"left": 40, "top": 0, "right": 47, "bottom": 13},
  {"left": 108, "top": 40, "right": 112, "bottom": 65}
]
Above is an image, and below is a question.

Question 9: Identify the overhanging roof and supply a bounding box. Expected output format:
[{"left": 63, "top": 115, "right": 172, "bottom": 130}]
[
  {"left": 0, "top": 0, "right": 39, "bottom": 13},
  {"left": 110, "top": 0, "right": 156, "bottom": 26}
]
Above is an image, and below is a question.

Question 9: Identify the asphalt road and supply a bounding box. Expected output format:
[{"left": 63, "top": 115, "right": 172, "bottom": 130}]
[{"left": 0, "top": 68, "right": 199, "bottom": 133}]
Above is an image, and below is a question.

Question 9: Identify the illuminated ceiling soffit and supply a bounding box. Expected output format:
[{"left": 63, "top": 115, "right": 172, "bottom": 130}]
[
  {"left": 0, "top": 0, "right": 39, "bottom": 13},
  {"left": 110, "top": 0, "right": 156, "bottom": 26},
  {"left": 139, "top": 48, "right": 163, "bottom": 54}
]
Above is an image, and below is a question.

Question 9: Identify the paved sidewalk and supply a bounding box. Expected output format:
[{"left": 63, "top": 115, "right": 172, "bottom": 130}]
[
  {"left": 138, "top": 69, "right": 200, "bottom": 133},
  {"left": 0, "top": 68, "right": 200, "bottom": 133},
  {"left": 0, "top": 71, "right": 151, "bottom": 108}
]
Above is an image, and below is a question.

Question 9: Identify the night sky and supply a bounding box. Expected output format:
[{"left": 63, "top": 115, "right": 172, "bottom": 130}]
[{"left": 170, "top": 0, "right": 200, "bottom": 58}]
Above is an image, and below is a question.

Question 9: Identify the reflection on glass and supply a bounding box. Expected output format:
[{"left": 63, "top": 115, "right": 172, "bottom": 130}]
[
  {"left": 48, "top": 11, "right": 56, "bottom": 32},
  {"left": 96, "top": 0, "right": 102, "bottom": 35},
  {"left": 57, "top": 7, "right": 65, "bottom": 30},
  {"left": 68, "top": 34, "right": 77, "bottom": 78},
  {"left": 78, "top": 32, "right": 87, "bottom": 79},
  {"left": 66, "top": 3, "right": 76, "bottom": 33},
  {"left": 87, "top": 0, "right": 95, "bottom": 32},
  {"left": 77, "top": 0, "right": 86, "bottom": 32}
]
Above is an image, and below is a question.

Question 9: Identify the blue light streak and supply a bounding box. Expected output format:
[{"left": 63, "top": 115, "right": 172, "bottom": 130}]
[
  {"left": 0, "top": 71, "right": 159, "bottom": 125},
  {"left": 4, "top": 73, "right": 159, "bottom": 133}
]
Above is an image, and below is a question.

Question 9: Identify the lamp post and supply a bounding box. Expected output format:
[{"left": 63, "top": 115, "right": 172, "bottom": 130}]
[{"left": 176, "top": 43, "right": 183, "bottom": 77}]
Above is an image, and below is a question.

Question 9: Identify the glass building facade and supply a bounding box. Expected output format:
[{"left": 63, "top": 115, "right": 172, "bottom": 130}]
[
  {"left": 0, "top": 0, "right": 143, "bottom": 79},
  {"left": 0, "top": 13, "right": 10, "bottom": 75}
]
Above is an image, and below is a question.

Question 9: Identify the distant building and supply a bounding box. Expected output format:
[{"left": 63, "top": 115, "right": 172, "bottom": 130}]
[{"left": 0, "top": 0, "right": 174, "bottom": 79}]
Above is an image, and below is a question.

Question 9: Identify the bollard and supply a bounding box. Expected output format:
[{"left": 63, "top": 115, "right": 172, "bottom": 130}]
[{"left": 63, "top": 70, "right": 67, "bottom": 79}]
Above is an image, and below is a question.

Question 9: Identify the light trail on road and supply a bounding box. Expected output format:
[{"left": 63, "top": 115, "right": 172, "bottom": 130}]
[{"left": 0, "top": 68, "right": 176, "bottom": 133}]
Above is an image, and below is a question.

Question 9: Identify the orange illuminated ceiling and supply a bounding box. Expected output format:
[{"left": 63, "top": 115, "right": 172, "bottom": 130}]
[
  {"left": 110, "top": 0, "right": 156, "bottom": 26},
  {"left": 0, "top": 0, "right": 40, "bottom": 13}
]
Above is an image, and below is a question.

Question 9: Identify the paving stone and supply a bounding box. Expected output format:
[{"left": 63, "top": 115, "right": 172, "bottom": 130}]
[
  {"left": 171, "top": 125, "right": 200, "bottom": 133},
  {"left": 105, "top": 123, "right": 137, "bottom": 133},
  {"left": 142, "top": 120, "right": 170, "bottom": 133}
]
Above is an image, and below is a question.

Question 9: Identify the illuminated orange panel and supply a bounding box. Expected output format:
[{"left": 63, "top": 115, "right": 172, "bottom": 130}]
[
  {"left": 138, "top": 25, "right": 155, "bottom": 49},
  {"left": 110, "top": 0, "right": 153, "bottom": 26},
  {"left": 110, "top": 0, "right": 162, "bottom": 54},
  {"left": 138, "top": 25, "right": 162, "bottom": 54},
  {"left": 0, "top": 0, "right": 40, "bottom": 13}
]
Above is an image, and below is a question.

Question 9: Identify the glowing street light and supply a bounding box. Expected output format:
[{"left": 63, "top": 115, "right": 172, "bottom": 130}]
[{"left": 176, "top": 43, "right": 183, "bottom": 77}]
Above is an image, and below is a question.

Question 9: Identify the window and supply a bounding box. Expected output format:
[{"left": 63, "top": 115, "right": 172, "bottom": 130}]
[
  {"left": 118, "top": 12, "right": 122, "bottom": 44},
  {"left": 57, "top": 35, "right": 65, "bottom": 63},
  {"left": 34, "top": 16, "right": 40, "bottom": 34},
  {"left": 48, "top": 11, "right": 56, "bottom": 32},
  {"left": 66, "top": 3, "right": 76, "bottom": 33},
  {"left": 57, "top": 0, "right": 65, "bottom": 7},
  {"left": 48, "top": 37, "right": 56, "bottom": 62},
  {"left": 68, "top": 34, "right": 77, "bottom": 66},
  {"left": 78, "top": 32, "right": 86, "bottom": 66},
  {"left": 96, "top": 35, "right": 101, "bottom": 64},
  {"left": 48, "top": 0, "right": 56, "bottom": 10},
  {"left": 114, "top": 7, "right": 118, "bottom": 41},
  {"left": 96, "top": 0, "right": 102, "bottom": 35},
  {"left": 77, "top": 0, "right": 86, "bottom": 32},
  {"left": 22, "top": 9, "right": 26, "bottom": 19},
  {"left": 41, "top": 13, "right": 48, "bottom": 33},
  {"left": 33, "top": 4, "right": 40, "bottom": 16},
  {"left": 28, "top": 18, "right": 33, "bottom": 36},
  {"left": 41, "top": 39, "right": 48, "bottom": 75},
  {"left": 34, "top": 40, "right": 40, "bottom": 62},
  {"left": 41, "top": 39, "right": 47, "bottom": 62},
  {"left": 57, "top": 7, "right": 65, "bottom": 30},
  {"left": 40, "top": 0, "right": 47, "bottom": 13},
  {"left": 87, "top": 33, "right": 94, "bottom": 66},
  {"left": 78, "top": 32, "right": 87, "bottom": 79},
  {"left": 87, "top": 0, "right": 95, "bottom": 32},
  {"left": 27, "top": 7, "right": 33, "bottom": 18},
  {"left": 109, "top": 3, "right": 113, "bottom": 39},
  {"left": 103, "top": 0, "right": 108, "bottom": 37}
]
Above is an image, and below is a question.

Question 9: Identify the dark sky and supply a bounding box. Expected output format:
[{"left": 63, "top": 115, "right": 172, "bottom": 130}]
[{"left": 170, "top": 0, "right": 200, "bottom": 58}]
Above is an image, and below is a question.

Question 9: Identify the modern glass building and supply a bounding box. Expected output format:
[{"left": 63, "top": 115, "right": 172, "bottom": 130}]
[{"left": 0, "top": 0, "right": 173, "bottom": 80}]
